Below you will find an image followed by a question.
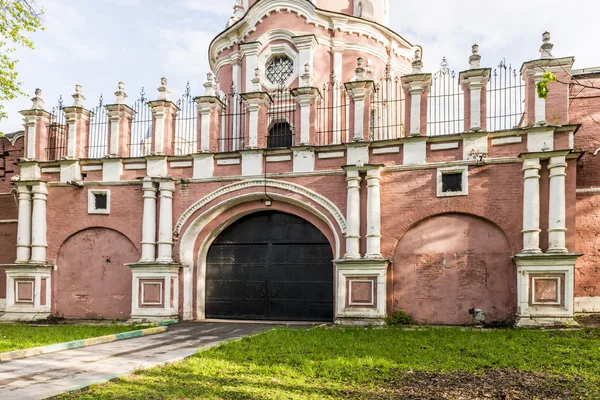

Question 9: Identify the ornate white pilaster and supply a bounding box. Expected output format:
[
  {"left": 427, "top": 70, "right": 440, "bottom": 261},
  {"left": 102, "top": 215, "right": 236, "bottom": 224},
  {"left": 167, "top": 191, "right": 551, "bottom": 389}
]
[
  {"left": 141, "top": 177, "right": 157, "bottom": 263},
  {"left": 30, "top": 182, "right": 48, "bottom": 264},
  {"left": 401, "top": 50, "right": 432, "bottom": 137},
  {"left": 344, "top": 169, "right": 361, "bottom": 259},
  {"left": 332, "top": 40, "right": 345, "bottom": 143},
  {"left": 240, "top": 41, "right": 262, "bottom": 92},
  {"left": 291, "top": 84, "right": 320, "bottom": 145},
  {"left": 157, "top": 180, "right": 175, "bottom": 264},
  {"left": 241, "top": 90, "right": 271, "bottom": 149},
  {"left": 15, "top": 185, "right": 32, "bottom": 263},
  {"left": 547, "top": 154, "right": 568, "bottom": 253},
  {"left": 365, "top": 167, "right": 382, "bottom": 258},
  {"left": 522, "top": 157, "right": 542, "bottom": 254}
]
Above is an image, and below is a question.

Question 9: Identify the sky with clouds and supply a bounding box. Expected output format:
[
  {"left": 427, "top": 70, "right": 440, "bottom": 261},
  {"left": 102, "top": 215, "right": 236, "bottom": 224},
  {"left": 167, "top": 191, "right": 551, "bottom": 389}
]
[{"left": 1, "top": 0, "right": 599, "bottom": 132}]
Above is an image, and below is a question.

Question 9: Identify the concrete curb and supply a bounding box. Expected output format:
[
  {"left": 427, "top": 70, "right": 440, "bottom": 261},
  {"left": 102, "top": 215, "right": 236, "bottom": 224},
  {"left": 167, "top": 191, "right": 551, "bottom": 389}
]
[{"left": 0, "top": 326, "right": 167, "bottom": 362}]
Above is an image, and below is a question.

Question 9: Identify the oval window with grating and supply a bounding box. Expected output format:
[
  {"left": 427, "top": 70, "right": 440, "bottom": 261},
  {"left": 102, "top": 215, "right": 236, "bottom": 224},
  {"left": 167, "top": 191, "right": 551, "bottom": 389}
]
[{"left": 266, "top": 55, "right": 294, "bottom": 85}]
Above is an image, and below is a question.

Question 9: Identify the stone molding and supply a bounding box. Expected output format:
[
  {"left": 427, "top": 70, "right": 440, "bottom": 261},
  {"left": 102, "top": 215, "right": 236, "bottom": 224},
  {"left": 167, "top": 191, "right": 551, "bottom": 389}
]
[{"left": 174, "top": 179, "right": 346, "bottom": 235}]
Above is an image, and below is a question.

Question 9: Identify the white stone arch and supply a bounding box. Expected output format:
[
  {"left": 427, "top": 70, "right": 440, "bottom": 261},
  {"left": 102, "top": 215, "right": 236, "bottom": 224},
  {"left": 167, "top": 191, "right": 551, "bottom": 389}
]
[{"left": 176, "top": 179, "right": 346, "bottom": 319}]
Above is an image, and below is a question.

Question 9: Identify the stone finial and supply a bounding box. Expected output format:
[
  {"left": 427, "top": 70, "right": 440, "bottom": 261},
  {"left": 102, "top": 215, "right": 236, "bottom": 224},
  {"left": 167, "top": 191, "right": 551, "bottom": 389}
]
[
  {"left": 203, "top": 72, "right": 217, "bottom": 96},
  {"left": 540, "top": 31, "right": 554, "bottom": 59},
  {"left": 411, "top": 47, "right": 423, "bottom": 74},
  {"left": 31, "top": 88, "right": 44, "bottom": 110},
  {"left": 114, "top": 81, "right": 128, "bottom": 105},
  {"left": 72, "top": 84, "right": 85, "bottom": 107},
  {"left": 301, "top": 63, "right": 313, "bottom": 87},
  {"left": 252, "top": 67, "right": 262, "bottom": 92},
  {"left": 355, "top": 57, "right": 366, "bottom": 80},
  {"left": 469, "top": 43, "right": 481, "bottom": 69},
  {"left": 157, "top": 77, "right": 170, "bottom": 101}
]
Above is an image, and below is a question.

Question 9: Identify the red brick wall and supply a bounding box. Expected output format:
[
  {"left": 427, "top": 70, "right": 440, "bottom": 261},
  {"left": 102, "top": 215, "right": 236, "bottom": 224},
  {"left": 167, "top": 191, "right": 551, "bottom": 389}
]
[
  {"left": 571, "top": 74, "right": 600, "bottom": 298},
  {"left": 0, "top": 134, "right": 24, "bottom": 299}
]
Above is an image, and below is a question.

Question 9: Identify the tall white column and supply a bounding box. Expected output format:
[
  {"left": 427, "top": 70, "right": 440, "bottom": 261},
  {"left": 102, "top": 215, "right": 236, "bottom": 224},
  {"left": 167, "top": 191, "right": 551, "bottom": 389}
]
[
  {"left": 157, "top": 181, "right": 175, "bottom": 263},
  {"left": 30, "top": 182, "right": 48, "bottom": 264},
  {"left": 141, "top": 177, "right": 157, "bottom": 263},
  {"left": 365, "top": 168, "right": 382, "bottom": 258},
  {"left": 548, "top": 155, "right": 568, "bottom": 253},
  {"left": 15, "top": 185, "right": 32, "bottom": 263},
  {"left": 332, "top": 42, "right": 344, "bottom": 143},
  {"left": 522, "top": 158, "right": 542, "bottom": 254},
  {"left": 344, "top": 169, "right": 361, "bottom": 259}
]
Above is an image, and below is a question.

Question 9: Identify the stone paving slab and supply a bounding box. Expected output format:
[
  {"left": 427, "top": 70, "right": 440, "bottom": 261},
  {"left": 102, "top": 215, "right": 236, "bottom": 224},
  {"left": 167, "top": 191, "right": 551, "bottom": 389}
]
[{"left": 0, "top": 322, "right": 281, "bottom": 400}]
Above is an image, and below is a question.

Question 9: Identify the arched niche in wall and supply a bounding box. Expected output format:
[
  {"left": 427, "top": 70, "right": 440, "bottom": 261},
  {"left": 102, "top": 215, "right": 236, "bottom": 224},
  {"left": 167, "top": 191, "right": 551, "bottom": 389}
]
[
  {"left": 391, "top": 213, "right": 516, "bottom": 325},
  {"left": 55, "top": 227, "right": 139, "bottom": 320},
  {"left": 354, "top": 0, "right": 375, "bottom": 20}
]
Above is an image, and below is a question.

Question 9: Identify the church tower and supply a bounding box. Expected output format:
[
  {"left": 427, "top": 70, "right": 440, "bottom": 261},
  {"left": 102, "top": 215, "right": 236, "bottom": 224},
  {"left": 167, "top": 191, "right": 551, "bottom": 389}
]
[{"left": 213, "top": 0, "right": 412, "bottom": 95}]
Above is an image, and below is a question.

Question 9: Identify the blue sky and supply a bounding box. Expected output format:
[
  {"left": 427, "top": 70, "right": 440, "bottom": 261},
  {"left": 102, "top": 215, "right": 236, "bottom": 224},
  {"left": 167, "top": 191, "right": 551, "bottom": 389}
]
[{"left": 2, "top": 0, "right": 599, "bottom": 132}]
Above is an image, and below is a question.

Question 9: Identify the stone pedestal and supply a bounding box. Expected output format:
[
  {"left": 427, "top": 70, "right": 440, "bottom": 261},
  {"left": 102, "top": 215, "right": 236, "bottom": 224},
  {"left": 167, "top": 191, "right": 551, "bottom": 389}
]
[
  {"left": 513, "top": 253, "right": 580, "bottom": 327},
  {"left": 0, "top": 264, "right": 52, "bottom": 321},
  {"left": 126, "top": 263, "right": 182, "bottom": 322},
  {"left": 334, "top": 259, "right": 389, "bottom": 325}
]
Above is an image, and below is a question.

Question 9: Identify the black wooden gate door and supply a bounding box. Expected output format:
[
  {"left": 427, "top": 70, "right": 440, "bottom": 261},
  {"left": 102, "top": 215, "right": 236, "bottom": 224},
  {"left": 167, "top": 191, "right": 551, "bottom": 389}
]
[{"left": 205, "top": 211, "right": 334, "bottom": 321}]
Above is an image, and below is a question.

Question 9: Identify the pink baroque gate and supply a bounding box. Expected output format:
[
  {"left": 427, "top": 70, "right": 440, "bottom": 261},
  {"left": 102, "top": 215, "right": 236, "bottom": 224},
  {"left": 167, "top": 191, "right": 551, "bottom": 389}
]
[{"left": 174, "top": 178, "right": 347, "bottom": 320}]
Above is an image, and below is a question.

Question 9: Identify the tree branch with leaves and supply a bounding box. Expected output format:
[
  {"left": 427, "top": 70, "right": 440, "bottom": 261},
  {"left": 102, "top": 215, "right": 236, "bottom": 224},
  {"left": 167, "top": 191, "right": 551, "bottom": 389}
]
[{"left": 0, "top": 0, "right": 43, "bottom": 124}]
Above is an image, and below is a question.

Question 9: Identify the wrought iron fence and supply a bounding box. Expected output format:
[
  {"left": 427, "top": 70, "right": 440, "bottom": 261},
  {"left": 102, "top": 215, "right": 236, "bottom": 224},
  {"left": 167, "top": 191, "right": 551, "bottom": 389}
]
[
  {"left": 370, "top": 69, "right": 405, "bottom": 140},
  {"left": 174, "top": 82, "right": 197, "bottom": 155},
  {"left": 46, "top": 96, "right": 67, "bottom": 161},
  {"left": 316, "top": 73, "right": 349, "bottom": 145},
  {"left": 267, "top": 86, "right": 295, "bottom": 148},
  {"left": 427, "top": 58, "right": 464, "bottom": 136},
  {"left": 129, "top": 88, "right": 152, "bottom": 158},
  {"left": 486, "top": 60, "right": 526, "bottom": 131},
  {"left": 87, "top": 94, "right": 109, "bottom": 158},
  {"left": 219, "top": 83, "right": 247, "bottom": 152}
]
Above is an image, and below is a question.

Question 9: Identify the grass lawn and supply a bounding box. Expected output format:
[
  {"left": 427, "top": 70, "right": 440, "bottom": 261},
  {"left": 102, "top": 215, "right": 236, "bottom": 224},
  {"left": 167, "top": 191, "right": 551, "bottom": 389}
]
[
  {"left": 61, "top": 326, "right": 600, "bottom": 400},
  {"left": 0, "top": 323, "right": 148, "bottom": 353}
]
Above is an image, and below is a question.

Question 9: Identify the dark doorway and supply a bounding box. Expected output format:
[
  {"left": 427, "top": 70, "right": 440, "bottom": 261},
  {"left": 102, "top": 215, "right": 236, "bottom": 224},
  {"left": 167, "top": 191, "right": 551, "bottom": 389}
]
[
  {"left": 267, "top": 121, "right": 293, "bottom": 148},
  {"left": 205, "top": 211, "right": 334, "bottom": 321}
]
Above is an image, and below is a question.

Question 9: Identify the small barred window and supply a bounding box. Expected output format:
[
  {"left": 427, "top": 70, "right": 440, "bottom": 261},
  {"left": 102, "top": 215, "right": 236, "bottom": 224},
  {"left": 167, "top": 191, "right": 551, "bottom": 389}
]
[{"left": 266, "top": 56, "right": 294, "bottom": 85}]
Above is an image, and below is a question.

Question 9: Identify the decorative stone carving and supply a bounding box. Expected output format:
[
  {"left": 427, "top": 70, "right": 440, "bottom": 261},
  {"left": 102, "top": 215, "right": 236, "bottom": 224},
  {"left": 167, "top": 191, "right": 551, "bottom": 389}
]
[
  {"left": 114, "top": 82, "right": 128, "bottom": 105},
  {"left": 31, "top": 88, "right": 44, "bottom": 110}
]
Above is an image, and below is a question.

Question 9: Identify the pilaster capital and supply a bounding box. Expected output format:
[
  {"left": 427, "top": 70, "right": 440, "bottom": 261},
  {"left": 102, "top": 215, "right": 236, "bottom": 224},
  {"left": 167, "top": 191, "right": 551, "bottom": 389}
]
[
  {"left": 344, "top": 80, "right": 375, "bottom": 99},
  {"left": 292, "top": 34, "right": 318, "bottom": 51},
  {"left": 62, "top": 106, "right": 91, "bottom": 121},
  {"left": 401, "top": 73, "right": 432, "bottom": 93},
  {"left": 239, "top": 41, "right": 262, "bottom": 58},
  {"left": 241, "top": 91, "right": 272, "bottom": 106},
  {"left": 105, "top": 103, "right": 136, "bottom": 118},
  {"left": 459, "top": 68, "right": 491, "bottom": 89},
  {"left": 520, "top": 56, "right": 575, "bottom": 77},
  {"left": 20, "top": 108, "right": 52, "bottom": 123},
  {"left": 331, "top": 38, "right": 345, "bottom": 54},
  {"left": 148, "top": 100, "right": 179, "bottom": 118},
  {"left": 291, "top": 86, "right": 322, "bottom": 104},
  {"left": 194, "top": 95, "right": 226, "bottom": 112}
]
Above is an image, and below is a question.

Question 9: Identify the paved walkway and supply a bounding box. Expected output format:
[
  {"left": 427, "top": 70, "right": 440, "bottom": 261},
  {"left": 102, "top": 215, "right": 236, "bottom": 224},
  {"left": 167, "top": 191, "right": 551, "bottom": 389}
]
[{"left": 0, "top": 322, "right": 280, "bottom": 400}]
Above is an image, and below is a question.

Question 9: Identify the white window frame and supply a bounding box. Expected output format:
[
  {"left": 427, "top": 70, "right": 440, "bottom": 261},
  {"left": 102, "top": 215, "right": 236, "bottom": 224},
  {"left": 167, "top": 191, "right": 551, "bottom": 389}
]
[
  {"left": 259, "top": 43, "right": 298, "bottom": 91},
  {"left": 88, "top": 189, "right": 111, "bottom": 215},
  {"left": 437, "top": 166, "right": 468, "bottom": 197}
]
